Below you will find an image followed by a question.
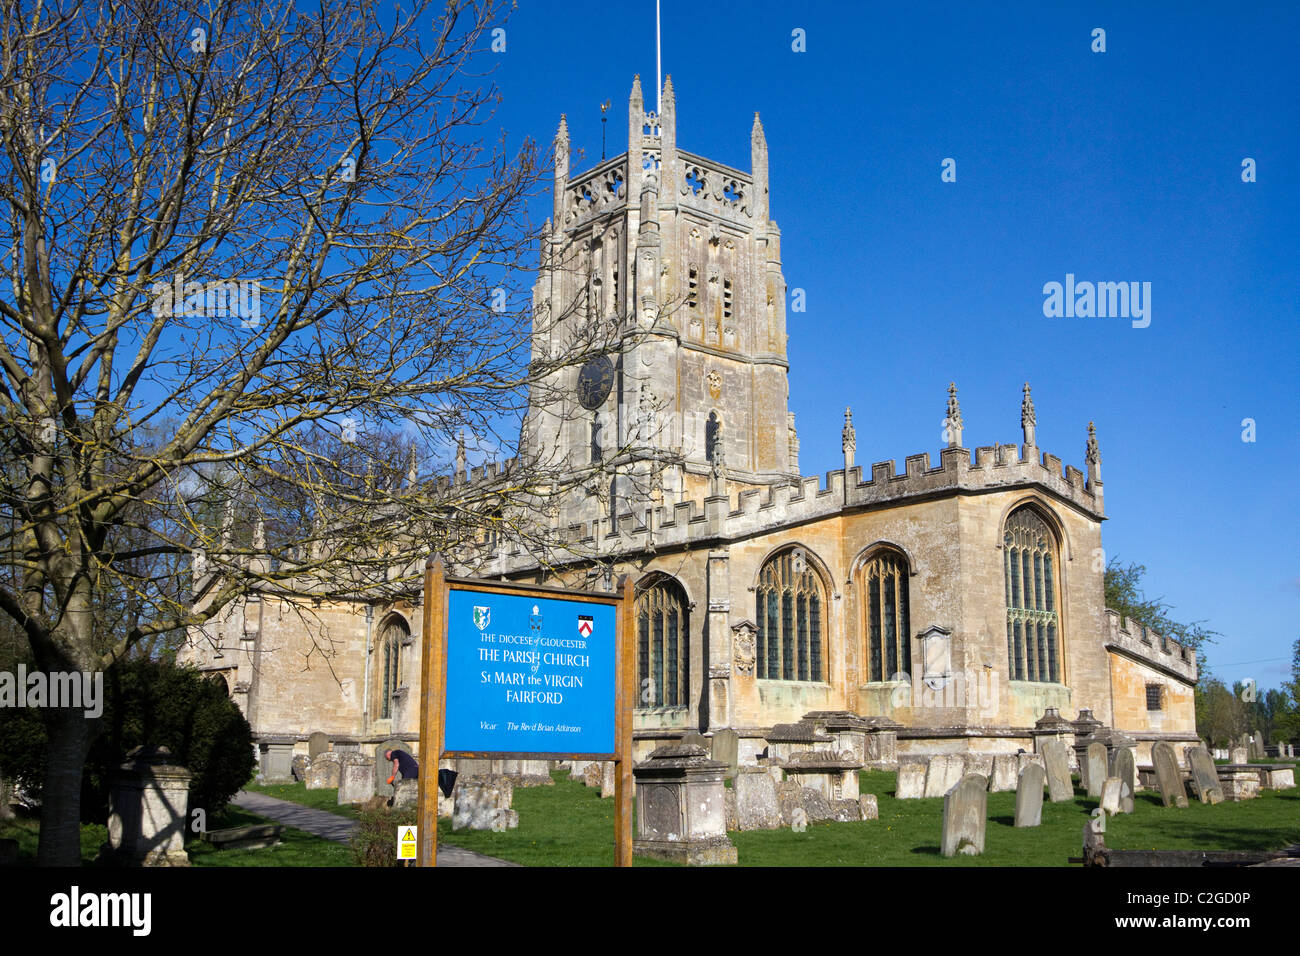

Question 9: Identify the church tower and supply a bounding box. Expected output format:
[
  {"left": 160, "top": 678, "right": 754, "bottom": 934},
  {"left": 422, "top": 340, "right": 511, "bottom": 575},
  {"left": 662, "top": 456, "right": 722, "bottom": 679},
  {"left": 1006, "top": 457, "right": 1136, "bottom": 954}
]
[{"left": 527, "top": 76, "right": 794, "bottom": 517}]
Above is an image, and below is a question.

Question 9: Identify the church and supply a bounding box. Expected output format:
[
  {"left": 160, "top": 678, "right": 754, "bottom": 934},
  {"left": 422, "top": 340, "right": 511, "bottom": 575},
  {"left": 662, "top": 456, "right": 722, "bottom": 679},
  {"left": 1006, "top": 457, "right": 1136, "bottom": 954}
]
[{"left": 180, "top": 76, "right": 1198, "bottom": 772}]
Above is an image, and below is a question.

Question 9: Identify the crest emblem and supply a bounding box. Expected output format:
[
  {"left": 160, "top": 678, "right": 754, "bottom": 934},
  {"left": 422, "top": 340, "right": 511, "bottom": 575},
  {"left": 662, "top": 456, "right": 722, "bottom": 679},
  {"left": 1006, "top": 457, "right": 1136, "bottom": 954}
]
[
  {"left": 578, "top": 615, "right": 594, "bottom": 638},
  {"left": 472, "top": 606, "right": 490, "bottom": 631}
]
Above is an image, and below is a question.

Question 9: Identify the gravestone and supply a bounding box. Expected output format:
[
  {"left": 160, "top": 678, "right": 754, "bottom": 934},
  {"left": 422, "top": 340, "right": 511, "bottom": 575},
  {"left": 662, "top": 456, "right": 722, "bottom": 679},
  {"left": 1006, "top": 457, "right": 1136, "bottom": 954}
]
[
  {"left": 1219, "top": 768, "right": 1261, "bottom": 801},
  {"left": 599, "top": 761, "right": 616, "bottom": 798},
  {"left": 990, "top": 754, "right": 1019, "bottom": 793},
  {"left": 724, "top": 789, "right": 738, "bottom": 831},
  {"left": 895, "top": 760, "right": 927, "bottom": 799},
  {"left": 1230, "top": 746, "right": 1248, "bottom": 765},
  {"left": 1250, "top": 732, "right": 1265, "bottom": 761},
  {"left": 1014, "top": 763, "right": 1045, "bottom": 827},
  {"left": 1085, "top": 742, "right": 1108, "bottom": 798},
  {"left": 392, "top": 778, "right": 418, "bottom": 809},
  {"left": 105, "top": 746, "right": 192, "bottom": 866},
  {"left": 331, "top": 738, "right": 359, "bottom": 754},
  {"left": 791, "top": 807, "right": 808, "bottom": 833},
  {"left": 1110, "top": 747, "right": 1137, "bottom": 795},
  {"left": 1257, "top": 766, "right": 1295, "bottom": 790},
  {"left": 307, "top": 732, "right": 330, "bottom": 758},
  {"left": 1040, "top": 739, "right": 1073, "bottom": 803},
  {"left": 964, "top": 754, "right": 993, "bottom": 781},
  {"left": 734, "top": 767, "right": 782, "bottom": 830},
  {"left": 1150, "top": 742, "right": 1188, "bottom": 808},
  {"left": 291, "top": 754, "right": 311, "bottom": 783},
  {"left": 583, "top": 762, "right": 604, "bottom": 789},
  {"left": 633, "top": 745, "right": 735, "bottom": 865},
  {"left": 681, "top": 731, "right": 709, "bottom": 749},
  {"left": 711, "top": 728, "right": 740, "bottom": 779},
  {"left": 1184, "top": 746, "right": 1224, "bottom": 804},
  {"left": 776, "top": 779, "right": 802, "bottom": 825},
  {"left": 1099, "top": 776, "right": 1122, "bottom": 815},
  {"left": 859, "top": 794, "right": 878, "bottom": 820},
  {"left": 941, "top": 774, "right": 987, "bottom": 857},
  {"left": 453, "top": 775, "right": 517, "bottom": 830},
  {"left": 337, "top": 753, "right": 375, "bottom": 804},
  {"left": 258, "top": 737, "right": 295, "bottom": 784},
  {"left": 923, "top": 754, "right": 964, "bottom": 798},
  {"left": 306, "top": 751, "right": 341, "bottom": 790}
]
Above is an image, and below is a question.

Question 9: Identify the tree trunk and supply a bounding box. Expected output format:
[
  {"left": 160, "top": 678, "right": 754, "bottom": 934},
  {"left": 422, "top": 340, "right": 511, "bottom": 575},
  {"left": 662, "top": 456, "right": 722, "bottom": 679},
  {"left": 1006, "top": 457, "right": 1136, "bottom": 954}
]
[{"left": 36, "top": 705, "right": 96, "bottom": 866}]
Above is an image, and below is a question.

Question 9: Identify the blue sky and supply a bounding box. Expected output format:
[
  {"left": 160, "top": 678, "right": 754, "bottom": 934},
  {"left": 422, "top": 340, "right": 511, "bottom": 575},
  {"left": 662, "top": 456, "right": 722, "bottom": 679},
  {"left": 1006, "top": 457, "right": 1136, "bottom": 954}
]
[{"left": 473, "top": 0, "right": 1299, "bottom": 690}]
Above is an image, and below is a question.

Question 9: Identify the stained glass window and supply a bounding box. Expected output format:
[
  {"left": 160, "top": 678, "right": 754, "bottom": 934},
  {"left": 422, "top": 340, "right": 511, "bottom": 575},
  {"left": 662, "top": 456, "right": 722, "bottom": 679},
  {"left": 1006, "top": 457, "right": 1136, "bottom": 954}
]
[
  {"left": 863, "top": 552, "right": 911, "bottom": 682},
  {"left": 636, "top": 579, "right": 690, "bottom": 709},
  {"left": 1004, "top": 507, "right": 1061, "bottom": 682},
  {"left": 755, "top": 549, "right": 826, "bottom": 682}
]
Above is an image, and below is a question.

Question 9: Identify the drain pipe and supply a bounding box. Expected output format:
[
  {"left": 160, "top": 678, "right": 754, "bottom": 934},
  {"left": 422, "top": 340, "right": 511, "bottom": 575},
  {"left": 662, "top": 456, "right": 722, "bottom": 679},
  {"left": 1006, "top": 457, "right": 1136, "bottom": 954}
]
[{"left": 362, "top": 604, "right": 374, "bottom": 735}]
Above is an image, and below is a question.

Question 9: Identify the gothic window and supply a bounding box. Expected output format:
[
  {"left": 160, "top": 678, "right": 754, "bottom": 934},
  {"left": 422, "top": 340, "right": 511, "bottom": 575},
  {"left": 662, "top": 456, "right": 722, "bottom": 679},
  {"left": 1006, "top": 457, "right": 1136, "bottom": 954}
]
[
  {"left": 636, "top": 578, "right": 689, "bottom": 708},
  {"left": 755, "top": 549, "right": 826, "bottom": 681},
  {"left": 1146, "top": 684, "right": 1163, "bottom": 711},
  {"left": 862, "top": 551, "right": 911, "bottom": 682},
  {"left": 377, "top": 616, "right": 408, "bottom": 719},
  {"left": 1003, "top": 506, "right": 1061, "bottom": 682}
]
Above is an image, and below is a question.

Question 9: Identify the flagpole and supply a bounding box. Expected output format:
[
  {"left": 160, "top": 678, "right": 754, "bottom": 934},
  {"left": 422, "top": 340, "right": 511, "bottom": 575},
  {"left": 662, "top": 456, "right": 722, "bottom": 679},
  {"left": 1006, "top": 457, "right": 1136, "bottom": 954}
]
[{"left": 656, "top": 0, "right": 662, "bottom": 118}]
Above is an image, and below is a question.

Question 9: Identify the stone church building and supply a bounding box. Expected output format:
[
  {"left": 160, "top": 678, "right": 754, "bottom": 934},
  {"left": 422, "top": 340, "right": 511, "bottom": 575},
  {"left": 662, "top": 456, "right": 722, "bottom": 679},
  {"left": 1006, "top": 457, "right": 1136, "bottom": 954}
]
[{"left": 180, "top": 77, "right": 1197, "bottom": 773}]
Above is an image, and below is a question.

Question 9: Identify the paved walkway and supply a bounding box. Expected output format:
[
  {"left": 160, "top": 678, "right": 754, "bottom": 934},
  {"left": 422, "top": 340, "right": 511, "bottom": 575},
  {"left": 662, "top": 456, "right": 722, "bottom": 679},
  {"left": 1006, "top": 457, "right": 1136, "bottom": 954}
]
[{"left": 232, "top": 791, "right": 517, "bottom": 867}]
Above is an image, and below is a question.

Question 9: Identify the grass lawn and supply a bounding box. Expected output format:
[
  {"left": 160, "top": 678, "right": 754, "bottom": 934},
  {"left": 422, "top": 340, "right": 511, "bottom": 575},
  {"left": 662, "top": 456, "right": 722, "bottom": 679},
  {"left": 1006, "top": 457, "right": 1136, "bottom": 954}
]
[{"left": 242, "top": 781, "right": 362, "bottom": 819}]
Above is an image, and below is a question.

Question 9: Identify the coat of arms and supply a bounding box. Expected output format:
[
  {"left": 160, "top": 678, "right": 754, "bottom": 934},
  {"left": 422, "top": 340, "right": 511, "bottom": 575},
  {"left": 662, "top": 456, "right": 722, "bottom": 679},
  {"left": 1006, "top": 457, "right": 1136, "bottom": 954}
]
[{"left": 472, "top": 606, "right": 490, "bottom": 630}]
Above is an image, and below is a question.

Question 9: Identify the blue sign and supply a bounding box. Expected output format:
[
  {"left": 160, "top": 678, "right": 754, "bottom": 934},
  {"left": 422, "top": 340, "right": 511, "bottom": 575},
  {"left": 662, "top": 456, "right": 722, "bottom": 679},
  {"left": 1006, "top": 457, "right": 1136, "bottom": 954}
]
[{"left": 444, "top": 588, "right": 618, "bottom": 754}]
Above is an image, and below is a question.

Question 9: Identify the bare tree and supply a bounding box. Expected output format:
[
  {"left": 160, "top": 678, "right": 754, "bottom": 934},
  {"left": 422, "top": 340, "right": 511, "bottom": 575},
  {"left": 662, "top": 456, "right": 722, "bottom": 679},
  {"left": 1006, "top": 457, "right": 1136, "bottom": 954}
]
[{"left": 0, "top": 0, "right": 646, "bottom": 864}]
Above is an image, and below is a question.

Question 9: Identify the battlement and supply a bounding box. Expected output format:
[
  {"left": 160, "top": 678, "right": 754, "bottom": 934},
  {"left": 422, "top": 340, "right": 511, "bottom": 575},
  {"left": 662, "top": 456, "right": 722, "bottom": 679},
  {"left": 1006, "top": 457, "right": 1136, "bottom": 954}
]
[{"left": 1103, "top": 608, "right": 1198, "bottom": 684}]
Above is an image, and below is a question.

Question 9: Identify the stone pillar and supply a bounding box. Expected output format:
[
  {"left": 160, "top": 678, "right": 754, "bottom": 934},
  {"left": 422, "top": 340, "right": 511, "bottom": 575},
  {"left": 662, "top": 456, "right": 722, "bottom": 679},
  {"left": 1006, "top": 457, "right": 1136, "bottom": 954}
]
[
  {"left": 633, "top": 745, "right": 736, "bottom": 865},
  {"left": 706, "top": 548, "right": 731, "bottom": 730},
  {"left": 105, "top": 746, "right": 192, "bottom": 867},
  {"left": 258, "top": 735, "right": 295, "bottom": 783}
]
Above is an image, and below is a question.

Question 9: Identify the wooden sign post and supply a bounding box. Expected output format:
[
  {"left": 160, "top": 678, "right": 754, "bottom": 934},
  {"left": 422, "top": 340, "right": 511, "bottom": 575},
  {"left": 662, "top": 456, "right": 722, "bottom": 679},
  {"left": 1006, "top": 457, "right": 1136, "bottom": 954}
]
[{"left": 416, "top": 556, "right": 634, "bottom": 866}]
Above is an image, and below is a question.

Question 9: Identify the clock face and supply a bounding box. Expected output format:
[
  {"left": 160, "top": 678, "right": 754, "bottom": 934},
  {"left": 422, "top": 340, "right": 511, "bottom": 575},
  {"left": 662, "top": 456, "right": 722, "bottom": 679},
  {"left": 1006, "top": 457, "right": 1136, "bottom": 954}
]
[{"left": 576, "top": 355, "right": 615, "bottom": 410}]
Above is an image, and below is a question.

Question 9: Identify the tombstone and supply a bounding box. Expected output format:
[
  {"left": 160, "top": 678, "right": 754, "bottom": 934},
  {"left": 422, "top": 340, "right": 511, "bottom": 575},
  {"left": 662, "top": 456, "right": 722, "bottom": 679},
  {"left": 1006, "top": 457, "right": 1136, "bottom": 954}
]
[
  {"left": 392, "top": 778, "right": 418, "bottom": 809},
  {"left": 291, "top": 754, "right": 311, "bottom": 783},
  {"left": 258, "top": 736, "right": 295, "bottom": 783},
  {"left": 1014, "top": 763, "right": 1045, "bottom": 828},
  {"left": 861, "top": 716, "right": 903, "bottom": 770},
  {"left": 1219, "top": 767, "right": 1261, "bottom": 801},
  {"left": 681, "top": 731, "right": 709, "bottom": 749},
  {"left": 1230, "top": 746, "right": 1248, "bottom": 765},
  {"left": 803, "top": 711, "right": 870, "bottom": 765},
  {"left": 583, "top": 762, "right": 604, "bottom": 789},
  {"left": 1257, "top": 766, "right": 1295, "bottom": 790},
  {"left": 1110, "top": 747, "right": 1137, "bottom": 796},
  {"left": 307, "top": 732, "right": 330, "bottom": 759},
  {"left": 633, "top": 745, "right": 736, "bottom": 865},
  {"left": 791, "top": 807, "right": 808, "bottom": 833},
  {"left": 1040, "top": 739, "right": 1073, "bottom": 803},
  {"left": 963, "top": 754, "right": 994, "bottom": 781},
  {"left": 1250, "top": 732, "right": 1265, "bottom": 761},
  {"left": 105, "top": 746, "right": 192, "bottom": 866},
  {"left": 776, "top": 779, "right": 802, "bottom": 826},
  {"left": 941, "top": 774, "right": 987, "bottom": 857},
  {"left": 1099, "top": 776, "right": 1123, "bottom": 815},
  {"left": 599, "top": 761, "right": 616, "bottom": 799},
  {"left": 734, "top": 766, "right": 782, "bottom": 830},
  {"left": 1150, "top": 742, "right": 1188, "bottom": 808},
  {"left": 1184, "top": 746, "right": 1224, "bottom": 804},
  {"left": 374, "top": 739, "right": 408, "bottom": 796},
  {"left": 331, "top": 738, "right": 359, "bottom": 754},
  {"left": 306, "top": 751, "right": 342, "bottom": 790},
  {"left": 1084, "top": 742, "right": 1108, "bottom": 797},
  {"left": 895, "top": 760, "right": 927, "bottom": 799},
  {"left": 923, "top": 754, "right": 964, "bottom": 798},
  {"left": 724, "top": 789, "right": 738, "bottom": 831},
  {"left": 990, "top": 754, "right": 1019, "bottom": 793},
  {"left": 710, "top": 728, "right": 740, "bottom": 779},
  {"left": 859, "top": 794, "right": 879, "bottom": 820},
  {"left": 782, "top": 750, "right": 862, "bottom": 803},
  {"left": 453, "top": 775, "right": 517, "bottom": 830},
  {"left": 765, "top": 722, "right": 833, "bottom": 765},
  {"left": 337, "top": 753, "right": 375, "bottom": 804}
]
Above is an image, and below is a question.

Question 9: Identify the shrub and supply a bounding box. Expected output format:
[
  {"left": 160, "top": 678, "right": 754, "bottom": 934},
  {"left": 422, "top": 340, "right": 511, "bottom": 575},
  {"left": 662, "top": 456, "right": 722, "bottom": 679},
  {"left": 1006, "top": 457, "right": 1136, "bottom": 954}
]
[{"left": 352, "top": 803, "right": 418, "bottom": 867}]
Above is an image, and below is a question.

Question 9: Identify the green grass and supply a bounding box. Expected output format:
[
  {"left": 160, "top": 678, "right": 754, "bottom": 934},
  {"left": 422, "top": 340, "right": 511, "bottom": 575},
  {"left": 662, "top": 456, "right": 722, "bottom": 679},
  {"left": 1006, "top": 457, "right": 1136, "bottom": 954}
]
[
  {"left": 0, "top": 810, "right": 110, "bottom": 866},
  {"left": 186, "top": 805, "right": 354, "bottom": 867},
  {"left": 242, "top": 781, "right": 362, "bottom": 819}
]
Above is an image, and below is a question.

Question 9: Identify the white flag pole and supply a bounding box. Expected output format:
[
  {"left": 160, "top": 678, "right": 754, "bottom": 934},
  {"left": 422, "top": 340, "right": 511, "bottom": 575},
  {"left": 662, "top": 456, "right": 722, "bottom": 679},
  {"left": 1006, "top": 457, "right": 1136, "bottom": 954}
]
[{"left": 656, "top": 0, "right": 662, "bottom": 119}]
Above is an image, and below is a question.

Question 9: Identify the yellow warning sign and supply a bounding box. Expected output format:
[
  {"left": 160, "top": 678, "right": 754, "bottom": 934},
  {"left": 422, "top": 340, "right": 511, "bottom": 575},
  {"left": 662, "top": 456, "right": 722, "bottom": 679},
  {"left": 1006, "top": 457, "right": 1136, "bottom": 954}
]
[{"left": 397, "top": 825, "right": 417, "bottom": 860}]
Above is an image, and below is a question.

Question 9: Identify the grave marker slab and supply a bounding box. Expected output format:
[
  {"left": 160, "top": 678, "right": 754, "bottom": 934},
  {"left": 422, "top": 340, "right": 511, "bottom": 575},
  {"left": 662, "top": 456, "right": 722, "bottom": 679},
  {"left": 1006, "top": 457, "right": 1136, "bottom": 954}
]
[
  {"left": 734, "top": 767, "right": 782, "bottom": 830},
  {"left": 1184, "top": 746, "right": 1224, "bottom": 804},
  {"left": 1151, "top": 741, "right": 1188, "bottom": 808},
  {"left": 307, "top": 732, "right": 330, "bottom": 758},
  {"left": 923, "top": 754, "right": 964, "bottom": 798},
  {"left": 941, "top": 774, "right": 987, "bottom": 857},
  {"left": 1099, "top": 776, "right": 1122, "bottom": 815},
  {"left": 1110, "top": 747, "right": 1137, "bottom": 795},
  {"left": 896, "top": 760, "right": 927, "bottom": 799},
  {"left": 1040, "top": 739, "right": 1073, "bottom": 803},
  {"left": 1014, "top": 763, "right": 1045, "bottom": 828},
  {"left": 1085, "top": 742, "right": 1108, "bottom": 798},
  {"left": 990, "top": 754, "right": 1019, "bottom": 793}
]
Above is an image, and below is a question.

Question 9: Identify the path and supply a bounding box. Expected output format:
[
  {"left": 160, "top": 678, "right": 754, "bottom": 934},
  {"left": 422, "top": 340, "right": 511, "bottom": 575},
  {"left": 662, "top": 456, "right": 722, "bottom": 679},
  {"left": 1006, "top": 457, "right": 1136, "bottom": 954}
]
[{"left": 232, "top": 791, "right": 518, "bottom": 867}]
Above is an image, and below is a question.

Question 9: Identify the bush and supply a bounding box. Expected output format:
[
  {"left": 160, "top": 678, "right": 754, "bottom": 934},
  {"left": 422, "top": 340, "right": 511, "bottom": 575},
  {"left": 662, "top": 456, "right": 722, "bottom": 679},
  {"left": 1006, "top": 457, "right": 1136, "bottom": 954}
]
[{"left": 352, "top": 803, "right": 418, "bottom": 867}]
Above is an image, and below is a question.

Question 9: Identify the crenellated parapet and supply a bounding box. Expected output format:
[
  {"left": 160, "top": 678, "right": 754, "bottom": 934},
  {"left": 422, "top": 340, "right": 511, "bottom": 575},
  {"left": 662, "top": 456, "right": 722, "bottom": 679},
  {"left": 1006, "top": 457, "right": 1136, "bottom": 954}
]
[{"left": 1103, "top": 609, "right": 1197, "bottom": 684}]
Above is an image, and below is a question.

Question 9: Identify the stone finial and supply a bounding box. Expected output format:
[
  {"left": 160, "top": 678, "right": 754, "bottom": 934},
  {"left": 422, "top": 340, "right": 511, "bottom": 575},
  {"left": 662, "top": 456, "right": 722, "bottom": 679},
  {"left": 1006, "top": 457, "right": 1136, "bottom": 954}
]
[
  {"left": 752, "top": 111, "right": 766, "bottom": 151},
  {"left": 220, "top": 497, "right": 234, "bottom": 549},
  {"left": 252, "top": 517, "right": 265, "bottom": 551},
  {"left": 842, "top": 406, "right": 856, "bottom": 468},
  {"left": 455, "top": 430, "right": 467, "bottom": 483},
  {"left": 1085, "top": 421, "right": 1102, "bottom": 488},
  {"left": 662, "top": 73, "right": 674, "bottom": 107},
  {"left": 554, "top": 113, "right": 569, "bottom": 149},
  {"left": 787, "top": 411, "right": 799, "bottom": 473},
  {"left": 1021, "top": 382, "right": 1036, "bottom": 449},
  {"left": 944, "top": 382, "right": 964, "bottom": 448},
  {"left": 630, "top": 73, "right": 643, "bottom": 107},
  {"left": 407, "top": 444, "right": 418, "bottom": 486}
]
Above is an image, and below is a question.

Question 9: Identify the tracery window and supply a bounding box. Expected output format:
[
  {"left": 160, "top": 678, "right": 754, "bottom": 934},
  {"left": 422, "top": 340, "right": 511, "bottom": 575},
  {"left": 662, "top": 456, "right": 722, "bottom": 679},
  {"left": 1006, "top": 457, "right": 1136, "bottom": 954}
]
[
  {"left": 377, "top": 617, "right": 408, "bottom": 719},
  {"left": 1004, "top": 507, "right": 1060, "bottom": 682},
  {"left": 755, "top": 549, "right": 825, "bottom": 681},
  {"left": 862, "top": 551, "right": 911, "bottom": 682},
  {"left": 636, "top": 578, "right": 689, "bottom": 708}
]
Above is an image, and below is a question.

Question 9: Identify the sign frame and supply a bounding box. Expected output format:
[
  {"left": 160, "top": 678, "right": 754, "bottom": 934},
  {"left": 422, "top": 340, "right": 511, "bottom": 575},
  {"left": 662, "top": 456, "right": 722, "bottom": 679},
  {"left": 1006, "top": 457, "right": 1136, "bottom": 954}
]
[{"left": 416, "top": 556, "right": 634, "bottom": 867}]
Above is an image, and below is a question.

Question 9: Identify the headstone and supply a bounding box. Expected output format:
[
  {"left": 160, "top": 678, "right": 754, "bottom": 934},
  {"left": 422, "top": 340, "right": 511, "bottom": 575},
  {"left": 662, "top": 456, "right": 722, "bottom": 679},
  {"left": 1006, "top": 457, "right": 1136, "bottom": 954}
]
[
  {"left": 1150, "top": 741, "right": 1188, "bottom": 808},
  {"left": 453, "top": 775, "right": 517, "bottom": 830},
  {"left": 583, "top": 762, "right": 604, "bottom": 789},
  {"left": 307, "top": 732, "right": 330, "bottom": 758},
  {"left": 392, "top": 778, "right": 418, "bottom": 809},
  {"left": 1219, "top": 768, "right": 1261, "bottom": 801},
  {"left": 990, "top": 754, "right": 1019, "bottom": 793},
  {"left": 331, "top": 739, "right": 359, "bottom": 754},
  {"left": 923, "top": 754, "right": 964, "bottom": 798},
  {"left": 776, "top": 779, "right": 802, "bottom": 825},
  {"left": 791, "top": 807, "right": 808, "bottom": 833},
  {"left": 859, "top": 794, "right": 878, "bottom": 820},
  {"left": 734, "top": 767, "right": 782, "bottom": 830},
  {"left": 1184, "top": 746, "right": 1224, "bottom": 804},
  {"left": 710, "top": 729, "right": 740, "bottom": 779},
  {"left": 895, "top": 760, "right": 927, "bottom": 799},
  {"left": 1085, "top": 742, "right": 1108, "bottom": 798},
  {"left": 337, "top": 753, "right": 375, "bottom": 804},
  {"left": 1040, "top": 739, "right": 1073, "bottom": 803},
  {"left": 291, "top": 754, "right": 311, "bottom": 783},
  {"left": 1110, "top": 747, "right": 1137, "bottom": 795},
  {"left": 941, "top": 774, "right": 987, "bottom": 857},
  {"left": 1099, "top": 776, "right": 1122, "bottom": 815},
  {"left": 724, "top": 788, "right": 738, "bottom": 831},
  {"left": 258, "top": 738, "right": 295, "bottom": 783},
  {"left": 1250, "top": 732, "right": 1265, "bottom": 761},
  {"left": 306, "top": 751, "right": 341, "bottom": 790},
  {"left": 1014, "top": 763, "right": 1045, "bottom": 827},
  {"left": 681, "top": 731, "right": 709, "bottom": 749},
  {"left": 599, "top": 761, "right": 616, "bottom": 798},
  {"left": 1258, "top": 766, "right": 1295, "bottom": 790},
  {"left": 633, "top": 745, "right": 735, "bottom": 865},
  {"left": 1230, "top": 746, "right": 1248, "bottom": 765},
  {"left": 963, "top": 754, "right": 993, "bottom": 781},
  {"left": 1119, "top": 779, "right": 1134, "bottom": 814},
  {"left": 799, "top": 786, "right": 833, "bottom": 822},
  {"left": 105, "top": 746, "right": 192, "bottom": 866}
]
